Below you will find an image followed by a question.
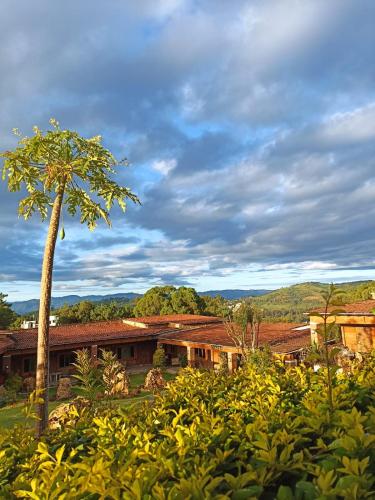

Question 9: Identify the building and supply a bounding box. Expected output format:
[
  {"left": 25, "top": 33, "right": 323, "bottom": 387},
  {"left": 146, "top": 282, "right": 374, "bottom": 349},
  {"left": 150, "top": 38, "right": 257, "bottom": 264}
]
[
  {"left": 159, "top": 322, "right": 311, "bottom": 370},
  {"left": 309, "top": 299, "right": 375, "bottom": 353},
  {"left": 0, "top": 314, "right": 311, "bottom": 384},
  {"left": 20, "top": 315, "right": 59, "bottom": 329},
  {"left": 0, "top": 315, "right": 221, "bottom": 384}
]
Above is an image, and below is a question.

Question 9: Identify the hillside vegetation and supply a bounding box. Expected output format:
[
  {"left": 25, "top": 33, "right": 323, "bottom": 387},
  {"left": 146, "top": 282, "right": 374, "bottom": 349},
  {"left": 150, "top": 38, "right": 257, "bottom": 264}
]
[
  {"left": 0, "top": 355, "right": 374, "bottom": 498},
  {"left": 5, "top": 281, "right": 375, "bottom": 328},
  {"left": 253, "top": 280, "right": 375, "bottom": 322}
]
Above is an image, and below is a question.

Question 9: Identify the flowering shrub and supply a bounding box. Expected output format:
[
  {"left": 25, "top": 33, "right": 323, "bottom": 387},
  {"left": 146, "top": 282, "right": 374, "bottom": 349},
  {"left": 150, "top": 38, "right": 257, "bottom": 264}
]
[{"left": 1, "top": 353, "right": 374, "bottom": 498}]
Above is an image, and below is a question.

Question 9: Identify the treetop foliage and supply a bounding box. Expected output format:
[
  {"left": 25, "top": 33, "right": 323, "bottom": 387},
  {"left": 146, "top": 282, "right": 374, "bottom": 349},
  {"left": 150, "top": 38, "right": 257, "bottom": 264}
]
[
  {"left": 133, "top": 285, "right": 229, "bottom": 317},
  {"left": 1, "top": 119, "right": 140, "bottom": 231},
  {"left": 0, "top": 293, "right": 17, "bottom": 329}
]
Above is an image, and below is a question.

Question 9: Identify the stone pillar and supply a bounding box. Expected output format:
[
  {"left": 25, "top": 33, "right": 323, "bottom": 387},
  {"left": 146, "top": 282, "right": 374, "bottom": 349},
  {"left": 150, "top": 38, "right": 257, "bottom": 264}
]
[
  {"left": 187, "top": 346, "right": 196, "bottom": 367},
  {"left": 91, "top": 344, "right": 98, "bottom": 364},
  {"left": 227, "top": 352, "right": 238, "bottom": 374},
  {"left": 2, "top": 355, "right": 11, "bottom": 374}
]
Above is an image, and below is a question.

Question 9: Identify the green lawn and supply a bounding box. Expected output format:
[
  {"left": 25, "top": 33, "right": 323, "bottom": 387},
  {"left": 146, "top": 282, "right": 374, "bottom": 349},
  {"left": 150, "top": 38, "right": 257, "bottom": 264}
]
[{"left": 0, "top": 371, "right": 177, "bottom": 429}]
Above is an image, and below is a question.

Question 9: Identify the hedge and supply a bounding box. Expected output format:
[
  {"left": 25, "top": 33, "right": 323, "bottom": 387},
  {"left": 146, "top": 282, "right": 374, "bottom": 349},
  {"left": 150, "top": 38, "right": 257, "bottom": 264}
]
[{"left": 0, "top": 353, "right": 374, "bottom": 498}]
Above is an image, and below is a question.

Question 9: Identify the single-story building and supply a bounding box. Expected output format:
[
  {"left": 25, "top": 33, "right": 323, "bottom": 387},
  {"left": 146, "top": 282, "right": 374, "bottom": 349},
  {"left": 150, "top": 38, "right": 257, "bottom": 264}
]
[
  {"left": 309, "top": 299, "right": 375, "bottom": 353},
  {"left": 0, "top": 314, "right": 311, "bottom": 383},
  {"left": 159, "top": 322, "right": 311, "bottom": 371},
  {"left": 0, "top": 315, "right": 222, "bottom": 384}
]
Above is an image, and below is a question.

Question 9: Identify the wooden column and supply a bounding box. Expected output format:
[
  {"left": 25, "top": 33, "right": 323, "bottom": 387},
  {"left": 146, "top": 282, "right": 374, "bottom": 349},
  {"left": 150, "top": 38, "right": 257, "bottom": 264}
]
[
  {"left": 91, "top": 344, "right": 98, "bottom": 364},
  {"left": 227, "top": 352, "right": 238, "bottom": 374},
  {"left": 187, "top": 346, "right": 196, "bottom": 367},
  {"left": 310, "top": 321, "right": 319, "bottom": 345},
  {"left": 2, "top": 355, "right": 11, "bottom": 375}
]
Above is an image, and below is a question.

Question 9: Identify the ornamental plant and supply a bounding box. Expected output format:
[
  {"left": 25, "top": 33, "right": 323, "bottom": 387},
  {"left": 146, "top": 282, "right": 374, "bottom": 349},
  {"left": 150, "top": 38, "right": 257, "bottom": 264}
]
[
  {"left": 0, "top": 352, "right": 374, "bottom": 498},
  {"left": 1, "top": 120, "right": 139, "bottom": 436},
  {"left": 153, "top": 345, "right": 167, "bottom": 368}
]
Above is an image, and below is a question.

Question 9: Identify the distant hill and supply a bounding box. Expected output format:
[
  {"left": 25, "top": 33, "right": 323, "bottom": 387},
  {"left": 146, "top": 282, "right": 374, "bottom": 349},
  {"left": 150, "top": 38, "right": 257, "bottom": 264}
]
[
  {"left": 254, "top": 280, "right": 375, "bottom": 322},
  {"left": 199, "top": 289, "right": 271, "bottom": 300},
  {"left": 11, "top": 293, "right": 141, "bottom": 315},
  {"left": 9, "top": 280, "right": 375, "bottom": 316}
]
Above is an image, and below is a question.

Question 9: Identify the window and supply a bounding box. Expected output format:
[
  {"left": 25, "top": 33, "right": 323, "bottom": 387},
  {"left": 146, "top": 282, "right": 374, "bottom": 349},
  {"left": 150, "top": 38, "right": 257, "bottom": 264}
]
[
  {"left": 196, "top": 348, "right": 205, "bottom": 358},
  {"left": 59, "top": 353, "right": 75, "bottom": 368},
  {"left": 117, "top": 345, "right": 135, "bottom": 360},
  {"left": 23, "top": 357, "right": 36, "bottom": 373}
]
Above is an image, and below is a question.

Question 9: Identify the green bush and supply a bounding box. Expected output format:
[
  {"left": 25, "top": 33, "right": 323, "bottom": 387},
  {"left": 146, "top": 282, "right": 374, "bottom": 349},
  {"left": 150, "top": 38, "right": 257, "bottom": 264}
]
[
  {"left": 4, "top": 374, "right": 23, "bottom": 394},
  {"left": 178, "top": 353, "right": 188, "bottom": 368},
  {"left": 1, "top": 374, "right": 23, "bottom": 403},
  {"left": 0, "top": 353, "right": 374, "bottom": 498},
  {"left": 153, "top": 345, "right": 166, "bottom": 368}
]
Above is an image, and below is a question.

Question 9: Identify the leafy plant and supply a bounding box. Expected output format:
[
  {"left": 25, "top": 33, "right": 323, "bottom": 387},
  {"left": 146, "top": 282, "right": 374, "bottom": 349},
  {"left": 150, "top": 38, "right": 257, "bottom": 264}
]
[
  {"left": 0, "top": 351, "right": 374, "bottom": 497},
  {"left": 178, "top": 353, "right": 188, "bottom": 368},
  {"left": 311, "top": 284, "right": 344, "bottom": 412},
  {"left": 2, "top": 374, "right": 23, "bottom": 403},
  {"left": 246, "top": 344, "right": 273, "bottom": 371},
  {"left": 100, "top": 349, "right": 129, "bottom": 398},
  {"left": 72, "top": 349, "right": 102, "bottom": 401},
  {"left": 153, "top": 345, "right": 167, "bottom": 368}
]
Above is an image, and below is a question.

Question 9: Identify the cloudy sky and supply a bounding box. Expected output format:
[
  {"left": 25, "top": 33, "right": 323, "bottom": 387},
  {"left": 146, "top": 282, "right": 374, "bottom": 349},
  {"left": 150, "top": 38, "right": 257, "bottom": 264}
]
[{"left": 1, "top": 0, "right": 375, "bottom": 301}]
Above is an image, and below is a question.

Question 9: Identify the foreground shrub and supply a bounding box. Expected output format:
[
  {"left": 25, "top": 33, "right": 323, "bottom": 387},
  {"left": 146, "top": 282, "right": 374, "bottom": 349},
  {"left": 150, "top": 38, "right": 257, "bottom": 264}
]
[{"left": 1, "top": 353, "right": 374, "bottom": 498}]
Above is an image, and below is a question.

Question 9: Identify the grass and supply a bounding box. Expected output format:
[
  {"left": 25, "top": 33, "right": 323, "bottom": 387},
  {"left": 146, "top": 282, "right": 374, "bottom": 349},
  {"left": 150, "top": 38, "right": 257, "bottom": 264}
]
[{"left": 0, "top": 370, "right": 177, "bottom": 429}]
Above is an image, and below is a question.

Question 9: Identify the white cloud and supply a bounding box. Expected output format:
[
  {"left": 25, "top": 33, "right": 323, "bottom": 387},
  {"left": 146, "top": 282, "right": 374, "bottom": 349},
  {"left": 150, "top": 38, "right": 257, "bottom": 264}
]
[{"left": 152, "top": 158, "right": 177, "bottom": 175}]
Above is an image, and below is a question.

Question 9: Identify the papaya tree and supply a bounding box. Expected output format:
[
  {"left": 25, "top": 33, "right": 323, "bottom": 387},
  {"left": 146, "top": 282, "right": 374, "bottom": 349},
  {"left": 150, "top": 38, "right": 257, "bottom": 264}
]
[{"left": 1, "top": 119, "right": 139, "bottom": 436}]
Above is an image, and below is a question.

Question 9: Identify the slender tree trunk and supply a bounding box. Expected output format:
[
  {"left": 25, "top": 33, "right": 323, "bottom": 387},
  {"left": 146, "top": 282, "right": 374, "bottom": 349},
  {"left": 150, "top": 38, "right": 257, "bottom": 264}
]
[
  {"left": 35, "top": 185, "right": 65, "bottom": 437},
  {"left": 323, "top": 293, "right": 334, "bottom": 413}
]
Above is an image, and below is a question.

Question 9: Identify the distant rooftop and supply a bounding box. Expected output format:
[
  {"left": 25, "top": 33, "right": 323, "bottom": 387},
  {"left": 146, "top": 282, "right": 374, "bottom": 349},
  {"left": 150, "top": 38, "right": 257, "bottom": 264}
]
[
  {"left": 159, "top": 322, "right": 310, "bottom": 354},
  {"left": 312, "top": 299, "right": 375, "bottom": 316}
]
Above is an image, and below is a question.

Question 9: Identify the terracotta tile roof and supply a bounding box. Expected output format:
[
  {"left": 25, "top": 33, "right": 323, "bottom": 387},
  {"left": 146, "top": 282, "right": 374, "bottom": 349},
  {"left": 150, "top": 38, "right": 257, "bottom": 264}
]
[
  {"left": 6, "top": 320, "right": 165, "bottom": 352},
  {"left": 269, "top": 331, "right": 311, "bottom": 354},
  {"left": 0, "top": 336, "right": 15, "bottom": 354},
  {"left": 126, "top": 314, "right": 222, "bottom": 327},
  {"left": 2, "top": 315, "right": 222, "bottom": 354},
  {"left": 159, "top": 322, "right": 310, "bottom": 354},
  {"left": 312, "top": 299, "right": 375, "bottom": 315}
]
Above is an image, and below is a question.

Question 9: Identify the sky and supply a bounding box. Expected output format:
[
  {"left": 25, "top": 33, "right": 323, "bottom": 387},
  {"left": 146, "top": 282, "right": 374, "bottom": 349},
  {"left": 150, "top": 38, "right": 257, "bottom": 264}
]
[{"left": 1, "top": 0, "right": 375, "bottom": 301}]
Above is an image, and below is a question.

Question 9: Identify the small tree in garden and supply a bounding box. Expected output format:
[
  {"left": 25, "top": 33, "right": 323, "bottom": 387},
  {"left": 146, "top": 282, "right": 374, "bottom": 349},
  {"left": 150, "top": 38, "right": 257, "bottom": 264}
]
[
  {"left": 1, "top": 120, "right": 139, "bottom": 436},
  {"left": 100, "top": 349, "right": 130, "bottom": 397},
  {"left": 153, "top": 345, "right": 167, "bottom": 368},
  {"left": 225, "top": 300, "right": 263, "bottom": 363},
  {"left": 310, "top": 284, "right": 344, "bottom": 412},
  {"left": 72, "top": 349, "right": 102, "bottom": 401}
]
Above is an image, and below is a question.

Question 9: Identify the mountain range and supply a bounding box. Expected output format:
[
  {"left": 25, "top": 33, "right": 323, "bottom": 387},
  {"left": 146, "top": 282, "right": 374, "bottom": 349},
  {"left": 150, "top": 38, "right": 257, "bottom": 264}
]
[
  {"left": 10, "top": 293, "right": 142, "bottom": 315},
  {"left": 8, "top": 281, "right": 375, "bottom": 316},
  {"left": 10, "top": 289, "right": 271, "bottom": 314}
]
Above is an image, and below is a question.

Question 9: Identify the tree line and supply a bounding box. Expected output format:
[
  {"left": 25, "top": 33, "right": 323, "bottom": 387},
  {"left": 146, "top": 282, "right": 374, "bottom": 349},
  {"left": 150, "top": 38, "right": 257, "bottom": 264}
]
[{"left": 2, "top": 286, "right": 231, "bottom": 329}]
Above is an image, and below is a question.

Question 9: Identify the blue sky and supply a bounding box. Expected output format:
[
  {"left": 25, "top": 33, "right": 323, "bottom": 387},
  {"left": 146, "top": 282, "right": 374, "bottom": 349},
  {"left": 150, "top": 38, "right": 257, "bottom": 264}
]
[{"left": 1, "top": 0, "right": 375, "bottom": 301}]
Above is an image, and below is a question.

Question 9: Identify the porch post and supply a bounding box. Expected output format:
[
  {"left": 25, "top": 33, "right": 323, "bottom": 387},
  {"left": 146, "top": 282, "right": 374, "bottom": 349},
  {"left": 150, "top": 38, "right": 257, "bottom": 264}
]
[
  {"left": 91, "top": 344, "right": 98, "bottom": 364},
  {"left": 310, "top": 321, "right": 319, "bottom": 345},
  {"left": 206, "top": 349, "right": 213, "bottom": 369},
  {"left": 227, "top": 352, "right": 238, "bottom": 374},
  {"left": 187, "top": 346, "right": 196, "bottom": 367},
  {"left": 2, "top": 355, "right": 11, "bottom": 375}
]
